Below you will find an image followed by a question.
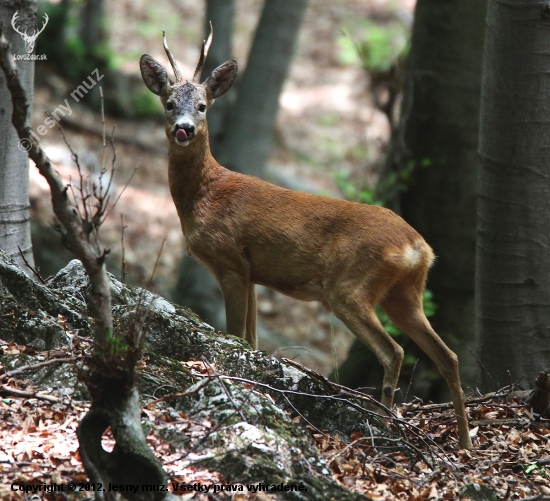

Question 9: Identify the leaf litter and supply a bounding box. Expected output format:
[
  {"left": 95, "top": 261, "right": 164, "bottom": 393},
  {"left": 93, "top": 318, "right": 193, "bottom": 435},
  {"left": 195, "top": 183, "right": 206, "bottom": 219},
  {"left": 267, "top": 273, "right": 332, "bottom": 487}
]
[{"left": 1, "top": 339, "right": 549, "bottom": 500}]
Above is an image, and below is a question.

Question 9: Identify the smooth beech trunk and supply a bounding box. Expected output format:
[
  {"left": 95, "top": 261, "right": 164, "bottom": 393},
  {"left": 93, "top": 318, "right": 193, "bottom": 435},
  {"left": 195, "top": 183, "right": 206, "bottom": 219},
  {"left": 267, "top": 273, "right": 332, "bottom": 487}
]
[
  {"left": 400, "top": 0, "right": 487, "bottom": 392},
  {"left": 477, "top": 0, "right": 550, "bottom": 391},
  {"left": 216, "top": 0, "right": 309, "bottom": 176},
  {"left": 204, "top": 0, "right": 234, "bottom": 154},
  {"left": 0, "top": 0, "right": 35, "bottom": 270}
]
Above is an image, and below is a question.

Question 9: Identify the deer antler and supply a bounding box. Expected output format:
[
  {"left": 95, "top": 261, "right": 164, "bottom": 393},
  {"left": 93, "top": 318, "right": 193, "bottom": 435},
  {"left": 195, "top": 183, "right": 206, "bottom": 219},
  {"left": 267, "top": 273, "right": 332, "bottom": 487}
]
[
  {"left": 162, "top": 31, "right": 183, "bottom": 83},
  {"left": 11, "top": 11, "right": 25, "bottom": 37},
  {"left": 33, "top": 13, "right": 49, "bottom": 37},
  {"left": 193, "top": 21, "right": 213, "bottom": 83},
  {"left": 11, "top": 12, "right": 48, "bottom": 38}
]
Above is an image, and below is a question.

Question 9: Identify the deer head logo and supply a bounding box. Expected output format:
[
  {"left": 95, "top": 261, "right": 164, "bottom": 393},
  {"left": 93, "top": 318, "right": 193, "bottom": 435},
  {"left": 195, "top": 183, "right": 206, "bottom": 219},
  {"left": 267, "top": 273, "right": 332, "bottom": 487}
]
[{"left": 11, "top": 11, "right": 49, "bottom": 54}]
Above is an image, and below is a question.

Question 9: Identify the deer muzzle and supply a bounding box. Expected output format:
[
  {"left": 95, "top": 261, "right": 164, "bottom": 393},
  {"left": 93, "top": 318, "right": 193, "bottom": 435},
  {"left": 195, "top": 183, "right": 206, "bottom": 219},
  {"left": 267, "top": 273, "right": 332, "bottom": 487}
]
[{"left": 174, "top": 123, "right": 195, "bottom": 144}]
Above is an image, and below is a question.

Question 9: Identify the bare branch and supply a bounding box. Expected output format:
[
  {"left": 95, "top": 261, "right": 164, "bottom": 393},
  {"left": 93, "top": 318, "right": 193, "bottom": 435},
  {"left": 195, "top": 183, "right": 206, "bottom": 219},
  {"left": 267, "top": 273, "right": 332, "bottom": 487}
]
[
  {"left": 0, "top": 384, "right": 59, "bottom": 403},
  {"left": 17, "top": 245, "right": 46, "bottom": 284},
  {"left": 0, "top": 29, "right": 112, "bottom": 349},
  {"left": 6, "top": 357, "right": 76, "bottom": 377},
  {"left": 120, "top": 213, "right": 127, "bottom": 283},
  {"left": 103, "top": 162, "right": 138, "bottom": 221}
]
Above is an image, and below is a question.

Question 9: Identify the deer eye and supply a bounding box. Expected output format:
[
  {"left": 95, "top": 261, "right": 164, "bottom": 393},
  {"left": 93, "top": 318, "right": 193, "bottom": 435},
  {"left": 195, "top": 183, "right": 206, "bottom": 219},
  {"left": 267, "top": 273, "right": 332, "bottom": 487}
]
[
  {"left": 198, "top": 103, "right": 206, "bottom": 113},
  {"left": 166, "top": 102, "right": 174, "bottom": 111}
]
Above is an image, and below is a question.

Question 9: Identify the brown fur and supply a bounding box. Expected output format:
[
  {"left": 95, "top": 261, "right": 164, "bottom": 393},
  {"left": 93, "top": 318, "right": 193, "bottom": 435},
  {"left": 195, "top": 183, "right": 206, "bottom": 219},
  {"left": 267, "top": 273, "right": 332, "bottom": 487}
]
[{"left": 140, "top": 39, "right": 472, "bottom": 449}]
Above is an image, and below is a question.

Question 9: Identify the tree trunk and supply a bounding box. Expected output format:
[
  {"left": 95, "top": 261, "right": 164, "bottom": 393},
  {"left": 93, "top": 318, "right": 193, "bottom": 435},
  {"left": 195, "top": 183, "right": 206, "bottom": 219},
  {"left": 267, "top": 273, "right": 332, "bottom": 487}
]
[
  {"left": 174, "top": 0, "right": 309, "bottom": 329},
  {"left": 216, "top": 0, "right": 309, "bottom": 176},
  {"left": 0, "top": 0, "right": 35, "bottom": 270},
  {"left": 337, "top": 0, "right": 487, "bottom": 399},
  {"left": 204, "top": 0, "right": 234, "bottom": 155},
  {"left": 398, "top": 0, "right": 487, "bottom": 393},
  {"left": 477, "top": 0, "right": 550, "bottom": 391},
  {"left": 77, "top": 387, "right": 169, "bottom": 501}
]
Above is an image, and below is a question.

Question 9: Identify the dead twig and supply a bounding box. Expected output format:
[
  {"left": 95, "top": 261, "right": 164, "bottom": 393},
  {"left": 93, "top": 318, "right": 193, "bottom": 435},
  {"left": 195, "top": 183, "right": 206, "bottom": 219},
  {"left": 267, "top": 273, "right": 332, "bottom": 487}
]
[
  {"left": 282, "top": 357, "right": 338, "bottom": 393},
  {"left": 147, "top": 379, "right": 209, "bottom": 405},
  {"left": 0, "top": 384, "right": 59, "bottom": 403},
  {"left": 327, "top": 435, "right": 405, "bottom": 464},
  {"left": 280, "top": 391, "right": 327, "bottom": 437},
  {"left": 59, "top": 114, "right": 165, "bottom": 154},
  {"left": 194, "top": 372, "right": 456, "bottom": 472},
  {"left": 463, "top": 341, "right": 499, "bottom": 391},
  {"left": 404, "top": 386, "right": 517, "bottom": 414},
  {"left": 202, "top": 357, "right": 247, "bottom": 422},
  {"left": 17, "top": 245, "right": 46, "bottom": 284},
  {"left": 120, "top": 213, "right": 127, "bottom": 283},
  {"left": 404, "top": 358, "right": 419, "bottom": 403},
  {"left": 6, "top": 357, "right": 76, "bottom": 377},
  {"left": 471, "top": 418, "right": 549, "bottom": 428}
]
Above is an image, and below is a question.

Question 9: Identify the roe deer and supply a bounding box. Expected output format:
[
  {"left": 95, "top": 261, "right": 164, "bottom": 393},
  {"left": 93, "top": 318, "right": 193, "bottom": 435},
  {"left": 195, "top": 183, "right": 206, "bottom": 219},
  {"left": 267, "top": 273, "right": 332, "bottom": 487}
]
[{"left": 140, "top": 29, "right": 472, "bottom": 449}]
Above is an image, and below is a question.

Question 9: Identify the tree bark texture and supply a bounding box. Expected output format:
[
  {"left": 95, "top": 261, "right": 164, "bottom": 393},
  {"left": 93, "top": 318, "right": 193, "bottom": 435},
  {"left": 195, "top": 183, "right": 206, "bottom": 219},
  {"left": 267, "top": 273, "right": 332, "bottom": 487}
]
[
  {"left": 477, "top": 0, "right": 550, "bottom": 391},
  {"left": 216, "top": 0, "right": 309, "bottom": 176},
  {"left": 0, "top": 0, "right": 36, "bottom": 270},
  {"left": 338, "top": 0, "right": 487, "bottom": 398},
  {"left": 77, "top": 387, "right": 168, "bottom": 501},
  {"left": 203, "top": 0, "right": 234, "bottom": 154},
  {"left": 399, "top": 0, "right": 487, "bottom": 392}
]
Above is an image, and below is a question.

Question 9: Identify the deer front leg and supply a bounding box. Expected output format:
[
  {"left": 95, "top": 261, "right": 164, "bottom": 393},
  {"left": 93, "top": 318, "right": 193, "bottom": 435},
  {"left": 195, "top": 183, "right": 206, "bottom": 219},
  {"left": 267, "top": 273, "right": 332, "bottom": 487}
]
[
  {"left": 246, "top": 283, "right": 257, "bottom": 349},
  {"left": 220, "top": 272, "right": 248, "bottom": 340}
]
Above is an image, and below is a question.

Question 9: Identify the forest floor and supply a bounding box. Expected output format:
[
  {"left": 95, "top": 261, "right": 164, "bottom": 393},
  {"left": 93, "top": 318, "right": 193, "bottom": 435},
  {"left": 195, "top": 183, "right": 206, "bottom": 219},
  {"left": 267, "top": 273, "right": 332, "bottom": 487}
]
[
  {"left": 28, "top": 0, "right": 415, "bottom": 379},
  {"left": 1, "top": 339, "right": 550, "bottom": 500}
]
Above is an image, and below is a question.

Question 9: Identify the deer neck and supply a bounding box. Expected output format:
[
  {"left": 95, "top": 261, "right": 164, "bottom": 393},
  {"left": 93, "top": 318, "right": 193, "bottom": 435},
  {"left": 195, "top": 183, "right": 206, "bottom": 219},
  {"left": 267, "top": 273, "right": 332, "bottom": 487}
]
[{"left": 167, "top": 130, "right": 220, "bottom": 222}]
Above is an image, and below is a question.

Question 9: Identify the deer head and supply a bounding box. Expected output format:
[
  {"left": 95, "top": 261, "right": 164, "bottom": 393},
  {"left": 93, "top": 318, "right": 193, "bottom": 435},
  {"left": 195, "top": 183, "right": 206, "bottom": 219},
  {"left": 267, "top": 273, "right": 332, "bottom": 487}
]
[
  {"left": 11, "top": 11, "right": 49, "bottom": 54},
  {"left": 140, "top": 25, "right": 238, "bottom": 147}
]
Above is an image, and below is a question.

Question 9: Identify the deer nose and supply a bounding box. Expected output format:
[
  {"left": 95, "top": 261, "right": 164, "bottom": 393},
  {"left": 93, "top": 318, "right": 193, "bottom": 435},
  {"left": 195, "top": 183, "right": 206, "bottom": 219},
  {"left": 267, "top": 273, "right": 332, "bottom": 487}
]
[{"left": 174, "top": 123, "right": 195, "bottom": 140}]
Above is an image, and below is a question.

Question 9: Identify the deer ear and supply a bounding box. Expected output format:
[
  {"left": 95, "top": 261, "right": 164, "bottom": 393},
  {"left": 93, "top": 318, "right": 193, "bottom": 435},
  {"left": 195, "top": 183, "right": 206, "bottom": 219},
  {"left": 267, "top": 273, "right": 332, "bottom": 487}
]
[
  {"left": 204, "top": 60, "right": 238, "bottom": 100},
  {"left": 140, "top": 55, "right": 168, "bottom": 96}
]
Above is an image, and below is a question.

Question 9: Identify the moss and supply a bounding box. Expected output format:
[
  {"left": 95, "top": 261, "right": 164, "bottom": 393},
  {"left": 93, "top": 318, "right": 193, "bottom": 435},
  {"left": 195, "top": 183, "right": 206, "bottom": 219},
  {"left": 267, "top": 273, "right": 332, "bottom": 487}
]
[
  {"left": 138, "top": 352, "right": 196, "bottom": 399},
  {"left": 1, "top": 253, "right": 388, "bottom": 500}
]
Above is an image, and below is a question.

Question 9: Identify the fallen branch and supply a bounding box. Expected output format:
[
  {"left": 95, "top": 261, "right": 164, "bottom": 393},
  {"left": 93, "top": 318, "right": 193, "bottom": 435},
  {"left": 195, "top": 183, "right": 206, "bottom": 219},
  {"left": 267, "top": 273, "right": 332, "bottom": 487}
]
[
  {"left": 0, "top": 384, "right": 59, "bottom": 403},
  {"left": 404, "top": 387, "right": 517, "bottom": 414},
  {"left": 193, "top": 372, "right": 457, "bottom": 473},
  {"left": 6, "top": 357, "right": 76, "bottom": 377},
  {"left": 471, "top": 418, "right": 549, "bottom": 428},
  {"left": 147, "top": 379, "right": 209, "bottom": 405}
]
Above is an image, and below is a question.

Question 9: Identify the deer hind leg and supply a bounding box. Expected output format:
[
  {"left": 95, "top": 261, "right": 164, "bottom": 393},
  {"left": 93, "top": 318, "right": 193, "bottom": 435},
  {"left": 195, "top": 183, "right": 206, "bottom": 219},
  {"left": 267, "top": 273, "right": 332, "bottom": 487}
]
[
  {"left": 330, "top": 296, "right": 404, "bottom": 410},
  {"left": 219, "top": 271, "right": 249, "bottom": 341},
  {"left": 246, "top": 283, "right": 257, "bottom": 349},
  {"left": 380, "top": 281, "right": 472, "bottom": 449}
]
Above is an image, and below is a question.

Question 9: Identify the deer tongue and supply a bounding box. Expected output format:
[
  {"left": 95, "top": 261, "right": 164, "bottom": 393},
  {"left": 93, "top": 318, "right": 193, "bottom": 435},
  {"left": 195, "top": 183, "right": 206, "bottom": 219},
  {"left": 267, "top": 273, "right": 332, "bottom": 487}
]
[{"left": 176, "top": 129, "right": 188, "bottom": 141}]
